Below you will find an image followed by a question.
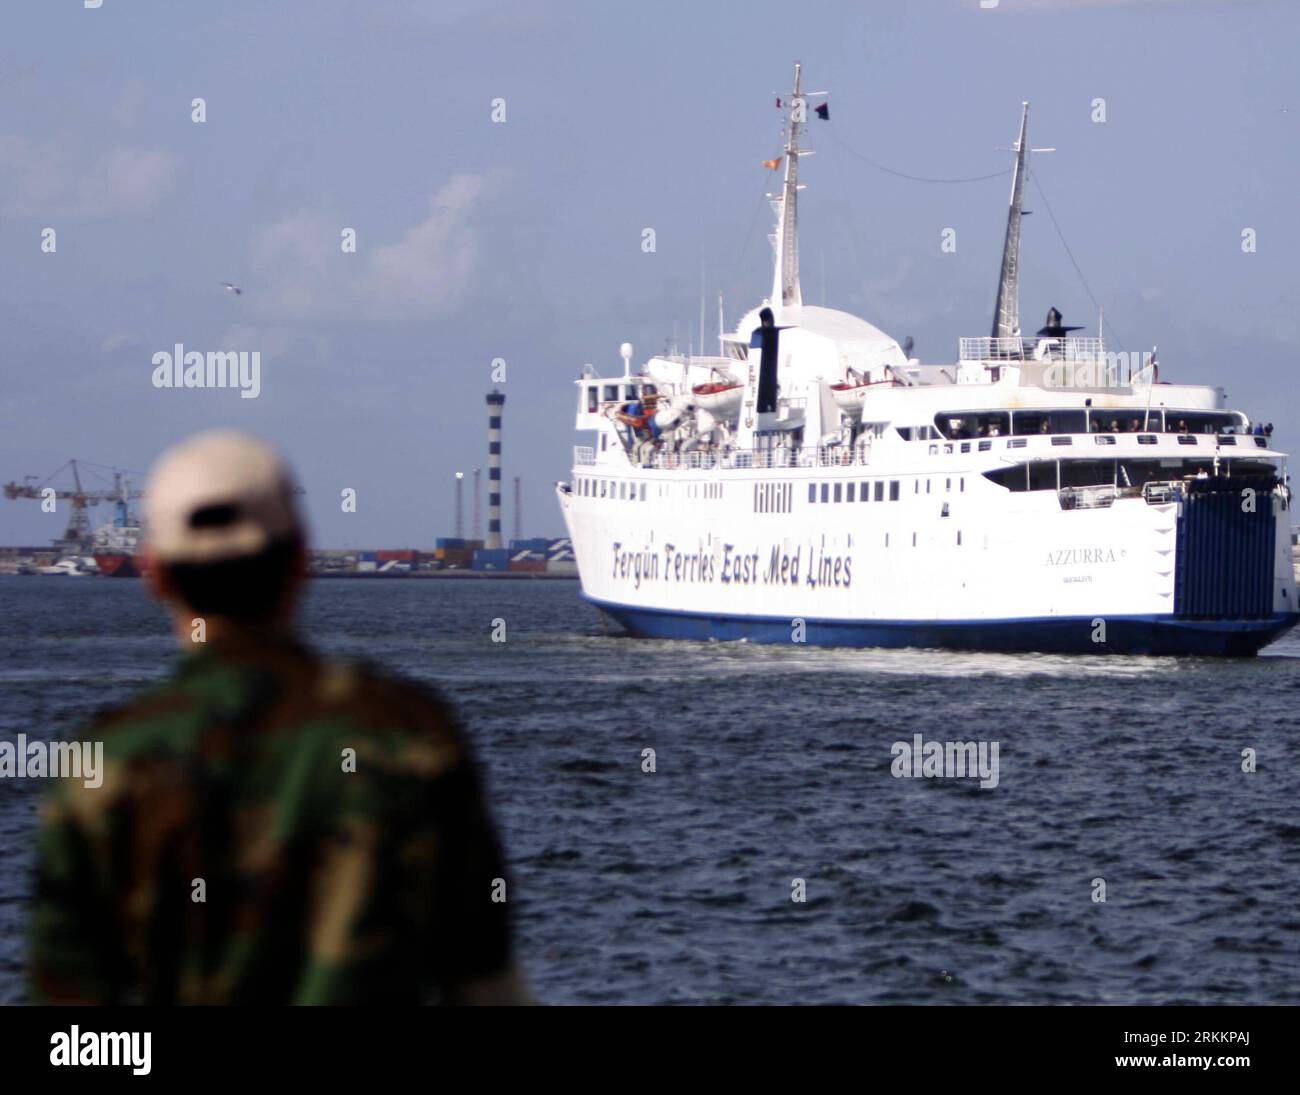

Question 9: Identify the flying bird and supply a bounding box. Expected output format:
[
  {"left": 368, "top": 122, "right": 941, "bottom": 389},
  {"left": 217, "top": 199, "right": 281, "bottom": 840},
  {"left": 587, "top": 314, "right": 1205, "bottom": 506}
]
[{"left": 222, "top": 282, "right": 242, "bottom": 296}]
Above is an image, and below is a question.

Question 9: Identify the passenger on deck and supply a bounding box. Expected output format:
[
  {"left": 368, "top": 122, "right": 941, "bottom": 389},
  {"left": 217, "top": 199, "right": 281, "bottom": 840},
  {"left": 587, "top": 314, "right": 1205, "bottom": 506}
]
[
  {"left": 1177, "top": 419, "right": 1189, "bottom": 434},
  {"left": 1130, "top": 418, "right": 1142, "bottom": 432},
  {"left": 1109, "top": 419, "right": 1120, "bottom": 433}
]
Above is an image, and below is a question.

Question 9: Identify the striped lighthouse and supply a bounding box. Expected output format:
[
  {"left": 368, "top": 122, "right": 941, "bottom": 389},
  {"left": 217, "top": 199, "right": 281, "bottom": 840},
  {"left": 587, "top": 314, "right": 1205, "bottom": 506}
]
[{"left": 485, "top": 389, "right": 506, "bottom": 549}]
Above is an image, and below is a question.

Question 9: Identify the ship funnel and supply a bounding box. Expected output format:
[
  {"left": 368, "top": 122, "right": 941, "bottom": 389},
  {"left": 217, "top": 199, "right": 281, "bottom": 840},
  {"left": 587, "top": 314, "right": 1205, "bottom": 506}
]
[
  {"left": 1036, "top": 307, "right": 1083, "bottom": 339},
  {"left": 756, "top": 307, "right": 780, "bottom": 414}
]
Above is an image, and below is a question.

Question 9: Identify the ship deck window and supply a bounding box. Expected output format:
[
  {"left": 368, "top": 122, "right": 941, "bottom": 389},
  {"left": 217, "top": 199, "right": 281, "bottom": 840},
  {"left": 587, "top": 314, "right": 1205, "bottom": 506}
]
[
  {"left": 1178, "top": 435, "right": 1197, "bottom": 445},
  {"left": 874, "top": 482, "right": 884, "bottom": 502},
  {"left": 982, "top": 457, "right": 1275, "bottom": 493},
  {"left": 936, "top": 412, "right": 1010, "bottom": 440},
  {"left": 587, "top": 387, "right": 598, "bottom": 412},
  {"left": 1166, "top": 412, "right": 1243, "bottom": 435},
  {"left": 820, "top": 483, "right": 829, "bottom": 503},
  {"left": 860, "top": 481, "right": 869, "bottom": 501},
  {"left": 603, "top": 385, "right": 619, "bottom": 402},
  {"left": 889, "top": 481, "right": 900, "bottom": 501},
  {"left": 1089, "top": 412, "right": 1148, "bottom": 433},
  {"left": 847, "top": 483, "right": 856, "bottom": 502},
  {"left": 808, "top": 483, "right": 816, "bottom": 503},
  {"left": 834, "top": 483, "right": 842, "bottom": 503}
]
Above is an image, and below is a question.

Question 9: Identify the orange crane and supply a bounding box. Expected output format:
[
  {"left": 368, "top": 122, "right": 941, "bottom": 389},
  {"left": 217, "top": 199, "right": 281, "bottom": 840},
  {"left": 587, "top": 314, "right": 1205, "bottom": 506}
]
[{"left": 3, "top": 460, "right": 143, "bottom": 549}]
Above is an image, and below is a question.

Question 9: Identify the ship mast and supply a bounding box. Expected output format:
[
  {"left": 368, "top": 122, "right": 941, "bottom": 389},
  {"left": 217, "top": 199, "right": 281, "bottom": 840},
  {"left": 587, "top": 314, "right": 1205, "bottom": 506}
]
[
  {"left": 991, "top": 102, "right": 1031, "bottom": 340},
  {"left": 990, "top": 102, "right": 1055, "bottom": 342},
  {"left": 769, "top": 63, "right": 825, "bottom": 312}
]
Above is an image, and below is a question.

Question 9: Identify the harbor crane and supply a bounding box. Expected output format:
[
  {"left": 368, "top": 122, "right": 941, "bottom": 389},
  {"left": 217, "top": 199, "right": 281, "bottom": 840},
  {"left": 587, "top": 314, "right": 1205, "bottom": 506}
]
[{"left": 3, "top": 459, "right": 143, "bottom": 549}]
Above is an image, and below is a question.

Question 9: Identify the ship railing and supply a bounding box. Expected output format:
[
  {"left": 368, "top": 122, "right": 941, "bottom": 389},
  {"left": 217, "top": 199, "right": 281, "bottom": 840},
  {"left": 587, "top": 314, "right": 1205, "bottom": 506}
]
[
  {"left": 1142, "top": 481, "right": 1184, "bottom": 505},
  {"left": 959, "top": 335, "right": 1107, "bottom": 363},
  {"left": 643, "top": 445, "right": 871, "bottom": 471},
  {"left": 1058, "top": 484, "right": 1117, "bottom": 510},
  {"left": 573, "top": 445, "right": 595, "bottom": 466}
]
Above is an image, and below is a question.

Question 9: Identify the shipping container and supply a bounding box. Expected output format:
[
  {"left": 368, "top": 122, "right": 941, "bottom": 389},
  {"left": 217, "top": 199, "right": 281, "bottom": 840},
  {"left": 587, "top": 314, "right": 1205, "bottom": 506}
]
[
  {"left": 377, "top": 549, "right": 417, "bottom": 562},
  {"left": 435, "top": 537, "right": 466, "bottom": 549},
  {"left": 472, "top": 548, "right": 511, "bottom": 571},
  {"left": 509, "top": 559, "right": 547, "bottom": 573}
]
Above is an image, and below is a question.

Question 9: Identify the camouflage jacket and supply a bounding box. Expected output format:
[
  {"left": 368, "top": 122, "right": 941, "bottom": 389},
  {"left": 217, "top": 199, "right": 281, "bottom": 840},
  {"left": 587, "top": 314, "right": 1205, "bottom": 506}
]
[{"left": 29, "top": 634, "right": 512, "bottom": 1004}]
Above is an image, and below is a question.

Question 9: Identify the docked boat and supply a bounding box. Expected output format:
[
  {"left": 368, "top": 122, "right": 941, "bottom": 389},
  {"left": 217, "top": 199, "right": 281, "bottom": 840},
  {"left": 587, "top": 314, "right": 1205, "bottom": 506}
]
[
  {"left": 38, "top": 557, "right": 93, "bottom": 577},
  {"left": 557, "top": 66, "right": 1298, "bottom": 655}
]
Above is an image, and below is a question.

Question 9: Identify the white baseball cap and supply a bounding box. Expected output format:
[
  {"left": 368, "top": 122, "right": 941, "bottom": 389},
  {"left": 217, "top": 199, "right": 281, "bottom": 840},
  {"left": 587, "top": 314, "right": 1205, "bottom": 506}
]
[{"left": 144, "top": 430, "right": 302, "bottom": 564}]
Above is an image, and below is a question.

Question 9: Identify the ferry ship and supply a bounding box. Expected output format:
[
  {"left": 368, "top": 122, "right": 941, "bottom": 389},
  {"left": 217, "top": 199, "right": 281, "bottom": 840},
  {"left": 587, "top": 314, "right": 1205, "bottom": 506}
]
[{"left": 557, "top": 66, "right": 1298, "bottom": 655}]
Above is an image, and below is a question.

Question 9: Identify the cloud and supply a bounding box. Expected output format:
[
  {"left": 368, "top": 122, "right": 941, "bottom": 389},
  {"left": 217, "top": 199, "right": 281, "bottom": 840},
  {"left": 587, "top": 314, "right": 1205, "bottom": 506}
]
[
  {"left": 247, "top": 173, "right": 492, "bottom": 323},
  {"left": 0, "top": 136, "right": 179, "bottom": 217}
]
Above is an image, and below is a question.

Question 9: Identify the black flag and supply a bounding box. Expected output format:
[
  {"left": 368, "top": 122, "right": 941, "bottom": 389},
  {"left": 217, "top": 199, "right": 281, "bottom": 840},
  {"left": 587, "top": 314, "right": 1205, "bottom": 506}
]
[{"left": 814, "top": 101, "right": 829, "bottom": 120}]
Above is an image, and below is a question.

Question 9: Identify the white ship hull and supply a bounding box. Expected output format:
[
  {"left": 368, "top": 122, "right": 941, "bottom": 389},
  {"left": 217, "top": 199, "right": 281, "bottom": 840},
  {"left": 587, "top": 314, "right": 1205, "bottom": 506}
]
[{"left": 559, "top": 439, "right": 1298, "bottom": 655}]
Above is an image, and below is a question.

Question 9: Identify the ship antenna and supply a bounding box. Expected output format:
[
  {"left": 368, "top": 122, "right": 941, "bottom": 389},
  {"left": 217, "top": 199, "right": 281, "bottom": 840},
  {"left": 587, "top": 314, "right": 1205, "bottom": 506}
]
[
  {"left": 769, "top": 63, "right": 826, "bottom": 312},
  {"left": 991, "top": 102, "right": 1054, "bottom": 341}
]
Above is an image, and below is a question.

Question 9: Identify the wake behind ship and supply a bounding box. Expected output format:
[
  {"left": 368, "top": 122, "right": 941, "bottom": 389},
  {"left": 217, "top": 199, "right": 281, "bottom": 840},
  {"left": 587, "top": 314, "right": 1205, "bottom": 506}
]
[{"left": 557, "top": 66, "right": 1298, "bottom": 655}]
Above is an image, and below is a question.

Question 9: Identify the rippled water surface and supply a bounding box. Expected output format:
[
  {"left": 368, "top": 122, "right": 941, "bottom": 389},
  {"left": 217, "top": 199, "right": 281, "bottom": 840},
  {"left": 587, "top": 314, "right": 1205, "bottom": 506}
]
[{"left": 3, "top": 576, "right": 1299, "bottom": 1004}]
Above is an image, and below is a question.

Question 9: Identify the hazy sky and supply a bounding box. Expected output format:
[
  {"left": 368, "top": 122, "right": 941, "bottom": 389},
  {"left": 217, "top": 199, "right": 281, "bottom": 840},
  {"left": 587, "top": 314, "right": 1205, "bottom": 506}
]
[{"left": 1, "top": 0, "right": 1297, "bottom": 548}]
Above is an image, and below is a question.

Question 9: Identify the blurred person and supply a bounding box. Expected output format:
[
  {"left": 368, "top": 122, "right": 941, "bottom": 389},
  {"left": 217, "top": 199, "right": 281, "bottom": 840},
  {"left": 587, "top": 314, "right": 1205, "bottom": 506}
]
[{"left": 29, "top": 430, "right": 527, "bottom": 1004}]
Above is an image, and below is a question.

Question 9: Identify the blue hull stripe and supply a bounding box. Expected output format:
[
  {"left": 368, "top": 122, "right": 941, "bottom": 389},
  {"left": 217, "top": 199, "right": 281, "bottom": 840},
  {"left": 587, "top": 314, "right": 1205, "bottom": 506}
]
[{"left": 583, "top": 595, "right": 1300, "bottom": 656}]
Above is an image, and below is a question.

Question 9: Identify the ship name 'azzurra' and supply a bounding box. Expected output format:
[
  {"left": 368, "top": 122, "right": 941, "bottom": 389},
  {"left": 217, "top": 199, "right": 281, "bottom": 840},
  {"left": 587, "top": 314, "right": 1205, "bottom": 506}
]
[{"left": 557, "top": 65, "right": 1298, "bottom": 655}]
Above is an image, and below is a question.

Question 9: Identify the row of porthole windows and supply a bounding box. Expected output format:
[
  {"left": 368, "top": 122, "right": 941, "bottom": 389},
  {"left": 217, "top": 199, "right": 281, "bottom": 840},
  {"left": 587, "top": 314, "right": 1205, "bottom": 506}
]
[
  {"left": 807, "top": 478, "right": 964, "bottom": 503},
  {"left": 576, "top": 477, "right": 648, "bottom": 501},
  {"left": 884, "top": 532, "right": 965, "bottom": 548},
  {"left": 915, "top": 477, "right": 966, "bottom": 494},
  {"left": 809, "top": 480, "right": 899, "bottom": 503}
]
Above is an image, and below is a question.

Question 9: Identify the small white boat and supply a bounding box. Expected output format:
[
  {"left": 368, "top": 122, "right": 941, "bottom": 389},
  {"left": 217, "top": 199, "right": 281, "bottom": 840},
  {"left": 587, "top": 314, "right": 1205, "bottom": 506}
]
[{"left": 38, "top": 557, "right": 92, "bottom": 577}]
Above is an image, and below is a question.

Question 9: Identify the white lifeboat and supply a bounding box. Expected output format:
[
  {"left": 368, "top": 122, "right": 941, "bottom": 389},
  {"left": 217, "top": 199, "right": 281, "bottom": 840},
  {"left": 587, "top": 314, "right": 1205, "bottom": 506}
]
[
  {"left": 830, "top": 366, "right": 904, "bottom": 417},
  {"left": 691, "top": 379, "right": 743, "bottom": 417}
]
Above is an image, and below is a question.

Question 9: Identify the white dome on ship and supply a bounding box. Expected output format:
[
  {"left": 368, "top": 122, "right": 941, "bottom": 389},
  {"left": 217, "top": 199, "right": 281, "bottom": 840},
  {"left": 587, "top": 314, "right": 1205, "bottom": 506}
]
[{"left": 735, "top": 303, "right": 909, "bottom": 372}]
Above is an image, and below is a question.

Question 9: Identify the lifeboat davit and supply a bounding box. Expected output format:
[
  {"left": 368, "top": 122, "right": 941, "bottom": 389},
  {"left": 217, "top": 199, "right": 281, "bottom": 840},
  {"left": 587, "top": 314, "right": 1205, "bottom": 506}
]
[{"left": 691, "top": 380, "right": 743, "bottom": 416}]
